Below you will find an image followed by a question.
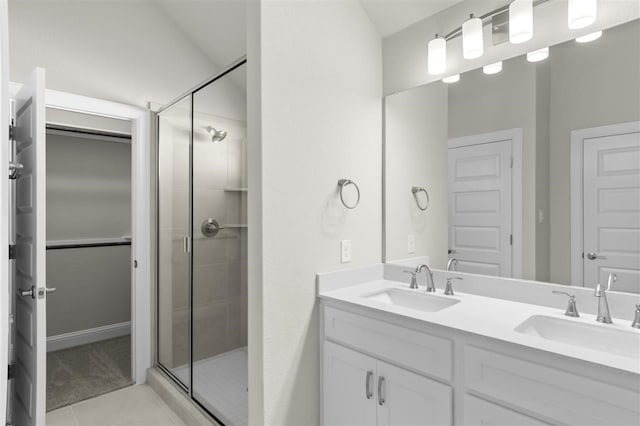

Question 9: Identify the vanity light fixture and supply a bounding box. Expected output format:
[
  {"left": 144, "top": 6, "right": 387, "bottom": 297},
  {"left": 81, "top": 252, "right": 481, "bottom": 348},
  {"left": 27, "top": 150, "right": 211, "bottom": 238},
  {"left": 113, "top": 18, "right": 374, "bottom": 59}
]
[
  {"left": 428, "top": 35, "right": 447, "bottom": 75},
  {"left": 509, "top": 0, "right": 533, "bottom": 44},
  {"left": 576, "top": 30, "right": 602, "bottom": 43},
  {"left": 462, "top": 14, "right": 484, "bottom": 59},
  {"left": 568, "top": 0, "right": 597, "bottom": 29},
  {"left": 483, "top": 61, "right": 503, "bottom": 74},
  {"left": 526, "top": 46, "right": 549, "bottom": 62},
  {"left": 442, "top": 74, "right": 460, "bottom": 83}
]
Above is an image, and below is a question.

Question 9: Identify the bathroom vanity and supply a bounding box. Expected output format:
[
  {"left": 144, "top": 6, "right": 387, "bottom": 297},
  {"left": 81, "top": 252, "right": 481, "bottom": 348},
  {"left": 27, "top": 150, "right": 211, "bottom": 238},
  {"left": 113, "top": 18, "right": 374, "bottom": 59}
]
[{"left": 318, "top": 266, "right": 640, "bottom": 426}]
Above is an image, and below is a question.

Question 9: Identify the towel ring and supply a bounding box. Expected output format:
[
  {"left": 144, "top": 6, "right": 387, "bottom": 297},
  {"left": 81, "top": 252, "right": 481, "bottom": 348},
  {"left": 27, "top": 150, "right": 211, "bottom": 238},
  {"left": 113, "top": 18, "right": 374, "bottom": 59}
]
[
  {"left": 412, "top": 186, "right": 429, "bottom": 211},
  {"left": 338, "top": 179, "right": 360, "bottom": 209}
]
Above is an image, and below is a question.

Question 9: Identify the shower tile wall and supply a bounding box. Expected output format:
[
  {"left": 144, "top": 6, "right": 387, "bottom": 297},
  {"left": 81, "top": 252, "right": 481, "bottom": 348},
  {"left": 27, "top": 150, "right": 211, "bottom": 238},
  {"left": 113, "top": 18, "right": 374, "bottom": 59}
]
[{"left": 192, "top": 115, "right": 247, "bottom": 362}]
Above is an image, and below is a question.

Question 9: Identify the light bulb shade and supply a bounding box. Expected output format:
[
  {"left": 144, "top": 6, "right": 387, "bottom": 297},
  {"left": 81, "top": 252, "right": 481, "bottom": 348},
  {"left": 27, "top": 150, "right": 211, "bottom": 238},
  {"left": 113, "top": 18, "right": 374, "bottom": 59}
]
[
  {"left": 462, "top": 16, "right": 484, "bottom": 59},
  {"left": 428, "top": 37, "right": 447, "bottom": 75},
  {"left": 568, "top": 0, "right": 597, "bottom": 29},
  {"left": 509, "top": 0, "right": 533, "bottom": 44},
  {"left": 442, "top": 74, "right": 460, "bottom": 83},
  {"left": 527, "top": 47, "right": 549, "bottom": 62},
  {"left": 576, "top": 30, "right": 602, "bottom": 43},
  {"left": 483, "top": 61, "right": 503, "bottom": 75}
]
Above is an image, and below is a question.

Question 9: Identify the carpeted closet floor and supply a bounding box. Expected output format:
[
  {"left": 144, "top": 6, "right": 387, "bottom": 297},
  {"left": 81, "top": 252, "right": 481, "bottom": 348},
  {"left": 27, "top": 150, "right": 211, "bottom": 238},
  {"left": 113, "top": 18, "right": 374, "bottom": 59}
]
[{"left": 46, "top": 335, "right": 133, "bottom": 412}]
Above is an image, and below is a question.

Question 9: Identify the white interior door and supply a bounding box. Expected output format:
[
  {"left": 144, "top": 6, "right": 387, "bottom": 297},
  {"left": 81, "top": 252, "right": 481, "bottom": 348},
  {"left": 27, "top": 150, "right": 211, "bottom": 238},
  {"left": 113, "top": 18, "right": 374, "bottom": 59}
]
[
  {"left": 583, "top": 130, "right": 640, "bottom": 293},
  {"left": 0, "top": 1, "right": 10, "bottom": 423},
  {"left": 448, "top": 140, "right": 512, "bottom": 276},
  {"left": 13, "top": 68, "right": 46, "bottom": 426}
]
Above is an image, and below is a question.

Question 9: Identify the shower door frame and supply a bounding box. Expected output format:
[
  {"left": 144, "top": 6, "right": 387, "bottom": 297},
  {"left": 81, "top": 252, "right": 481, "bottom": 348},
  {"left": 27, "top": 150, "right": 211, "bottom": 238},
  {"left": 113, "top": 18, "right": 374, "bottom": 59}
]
[
  {"left": 154, "top": 56, "right": 247, "bottom": 425},
  {"left": 7, "top": 82, "right": 153, "bottom": 385}
]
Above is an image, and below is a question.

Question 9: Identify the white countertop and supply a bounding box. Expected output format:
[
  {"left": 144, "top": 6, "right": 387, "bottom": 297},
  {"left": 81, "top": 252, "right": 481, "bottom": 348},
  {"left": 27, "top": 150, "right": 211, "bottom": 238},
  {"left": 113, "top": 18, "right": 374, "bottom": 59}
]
[{"left": 319, "top": 277, "right": 640, "bottom": 374}]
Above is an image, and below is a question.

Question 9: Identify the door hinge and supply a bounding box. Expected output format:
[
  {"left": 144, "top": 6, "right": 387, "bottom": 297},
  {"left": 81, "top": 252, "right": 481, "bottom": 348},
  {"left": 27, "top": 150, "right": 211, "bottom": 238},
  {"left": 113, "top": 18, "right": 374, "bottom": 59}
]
[
  {"left": 510, "top": 234, "right": 513, "bottom": 245},
  {"left": 7, "top": 364, "right": 15, "bottom": 380},
  {"left": 8, "top": 245, "right": 16, "bottom": 260}
]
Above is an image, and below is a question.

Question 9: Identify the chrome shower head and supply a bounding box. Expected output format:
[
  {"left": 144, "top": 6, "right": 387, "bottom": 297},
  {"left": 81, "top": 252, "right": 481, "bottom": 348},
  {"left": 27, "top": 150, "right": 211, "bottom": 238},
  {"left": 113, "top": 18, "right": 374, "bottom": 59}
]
[{"left": 206, "top": 126, "right": 227, "bottom": 143}]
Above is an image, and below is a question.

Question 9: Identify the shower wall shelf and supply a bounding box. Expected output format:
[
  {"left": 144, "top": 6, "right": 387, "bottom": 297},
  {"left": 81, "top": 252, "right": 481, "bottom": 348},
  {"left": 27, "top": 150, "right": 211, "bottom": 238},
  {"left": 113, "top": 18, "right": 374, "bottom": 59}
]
[{"left": 223, "top": 187, "right": 248, "bottom": 192}]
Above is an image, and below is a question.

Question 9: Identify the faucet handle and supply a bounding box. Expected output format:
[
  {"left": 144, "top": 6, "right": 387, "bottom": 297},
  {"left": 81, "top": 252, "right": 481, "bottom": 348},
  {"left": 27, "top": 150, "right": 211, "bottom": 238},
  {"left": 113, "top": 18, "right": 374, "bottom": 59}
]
[
  {"left": 552, "top": 291, "right": 579, "bottom": 317},
  {"left": 444, "top": 277, "right": 462, "bottom": 296},
  {"left": 606, "top": 273, "right": 617, "bottom": 290},
  {"left": 404, "top": 270, "right": 419, "bottom": 290},
  {"left": 632, "top": 304, "right": 640, "bottom": 329}
]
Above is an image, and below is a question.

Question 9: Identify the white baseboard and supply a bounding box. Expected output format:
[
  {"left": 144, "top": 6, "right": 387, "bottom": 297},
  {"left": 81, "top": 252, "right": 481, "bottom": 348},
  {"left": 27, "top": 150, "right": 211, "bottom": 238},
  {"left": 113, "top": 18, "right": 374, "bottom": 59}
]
[{"left": 47, "top": 321, "right": 131, "bottom": 352}]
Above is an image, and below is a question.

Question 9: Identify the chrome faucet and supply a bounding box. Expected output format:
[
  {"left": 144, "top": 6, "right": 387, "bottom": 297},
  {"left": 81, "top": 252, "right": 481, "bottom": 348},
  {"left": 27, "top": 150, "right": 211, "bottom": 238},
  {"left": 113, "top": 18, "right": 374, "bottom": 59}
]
[
  {"left": 594, "top": 273, "right": 617, "bottom": 324},
  {"left": 416, "top": 264, "right": 436, "bottom": 292},
  {"left": 446, "top": 258, "right": 458, "bottom": 272}
]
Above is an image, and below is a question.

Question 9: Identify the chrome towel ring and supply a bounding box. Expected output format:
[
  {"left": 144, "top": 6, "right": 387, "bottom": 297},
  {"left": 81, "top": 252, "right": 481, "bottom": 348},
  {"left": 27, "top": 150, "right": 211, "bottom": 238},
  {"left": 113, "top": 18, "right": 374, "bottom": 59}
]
[
  {"left": 412, "top": 186, "right": 429, "bottom": 211},
  {"left": 338, "top": 179, "right": 360, "bottom": 209}
]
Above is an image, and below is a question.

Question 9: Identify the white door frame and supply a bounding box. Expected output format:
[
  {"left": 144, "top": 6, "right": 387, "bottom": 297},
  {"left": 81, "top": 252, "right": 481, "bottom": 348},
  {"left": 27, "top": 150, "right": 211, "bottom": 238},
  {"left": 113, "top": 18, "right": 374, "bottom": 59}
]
[
  {"left": 448, "top": 128, "right": 523, "bottom": 279},
  {"left": 0, "top": 2, "right": 9, "bottom": 421},
  {"left": 9, "top": 82, "right": 151, "bottom": 384},
  {"left": 569, "top": 121, "right": 640, "bottom": 288}
]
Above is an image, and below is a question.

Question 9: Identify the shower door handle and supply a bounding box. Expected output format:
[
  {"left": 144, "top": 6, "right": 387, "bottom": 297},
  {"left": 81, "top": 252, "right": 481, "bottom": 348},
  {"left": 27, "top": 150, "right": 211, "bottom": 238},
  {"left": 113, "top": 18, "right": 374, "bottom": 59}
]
[{"left": 183, "top": 237, "right": 191, "bottom": 253}]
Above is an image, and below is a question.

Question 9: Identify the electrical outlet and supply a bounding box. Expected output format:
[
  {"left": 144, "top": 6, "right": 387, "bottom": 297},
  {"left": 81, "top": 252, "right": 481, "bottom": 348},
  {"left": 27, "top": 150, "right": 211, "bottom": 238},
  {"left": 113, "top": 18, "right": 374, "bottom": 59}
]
[
  {"left": 408, "top": 234, "right": 415, "bottom": 253},
  {"left": 341, "top": 240, "right": 352, "bottom": 263}
]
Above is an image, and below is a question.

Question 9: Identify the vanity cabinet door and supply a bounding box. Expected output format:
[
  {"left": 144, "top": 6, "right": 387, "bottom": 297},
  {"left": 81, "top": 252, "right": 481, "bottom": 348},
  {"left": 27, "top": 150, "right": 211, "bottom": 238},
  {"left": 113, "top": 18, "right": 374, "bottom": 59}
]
[
  {"left": 376, "top": 361, "right": 452, "bottom": 426},
  {"left": 323, "top": 341, "right": 377, "bottom": 426}
]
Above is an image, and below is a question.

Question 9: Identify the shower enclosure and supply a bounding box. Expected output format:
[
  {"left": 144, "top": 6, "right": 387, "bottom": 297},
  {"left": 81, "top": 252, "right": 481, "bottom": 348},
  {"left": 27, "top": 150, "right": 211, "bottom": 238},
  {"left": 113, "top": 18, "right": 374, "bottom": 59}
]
[{"left": 156, "top": 60, "right": 247, "bottom": 426}]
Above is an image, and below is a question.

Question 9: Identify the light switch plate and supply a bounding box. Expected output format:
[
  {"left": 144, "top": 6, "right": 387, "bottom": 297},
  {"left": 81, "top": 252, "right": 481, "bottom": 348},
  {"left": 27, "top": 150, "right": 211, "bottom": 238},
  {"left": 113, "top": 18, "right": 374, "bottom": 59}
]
[
  {"left": 341, "top": 240, "right": 352, "bottom": 263},
  {"left": 408, "top": 234, "right": 415, "bottom": 254}
]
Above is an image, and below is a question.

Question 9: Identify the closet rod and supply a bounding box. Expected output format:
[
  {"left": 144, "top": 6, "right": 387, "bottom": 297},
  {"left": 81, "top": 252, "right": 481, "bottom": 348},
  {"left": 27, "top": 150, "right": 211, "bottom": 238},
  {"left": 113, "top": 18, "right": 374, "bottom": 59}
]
[
  {"left": 46, "top": 123, "right": 131, "bottom": 140},
  {"left": 46, "top": 241, "right": 131, "bottom": 250}
]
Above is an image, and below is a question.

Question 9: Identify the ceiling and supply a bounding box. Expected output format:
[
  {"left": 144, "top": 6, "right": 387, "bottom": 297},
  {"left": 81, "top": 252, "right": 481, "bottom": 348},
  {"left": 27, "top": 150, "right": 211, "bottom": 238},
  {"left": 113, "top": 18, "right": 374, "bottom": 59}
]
[
  {"left": 359, "top": 0, "right": 464, "bottom": 38},
  {"left": 155, "top": 0, "right": 465, "bottom": 66}
]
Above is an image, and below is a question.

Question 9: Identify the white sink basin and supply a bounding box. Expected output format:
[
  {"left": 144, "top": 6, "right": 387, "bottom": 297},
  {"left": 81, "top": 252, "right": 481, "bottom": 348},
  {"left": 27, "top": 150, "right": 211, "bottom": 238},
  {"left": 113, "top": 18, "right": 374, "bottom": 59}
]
[
  {"left": 364, "top": 288, "right": 460, "bottom": 312},
  {"left": 515, "top": 315, "right": 640, "bottom": 359}
]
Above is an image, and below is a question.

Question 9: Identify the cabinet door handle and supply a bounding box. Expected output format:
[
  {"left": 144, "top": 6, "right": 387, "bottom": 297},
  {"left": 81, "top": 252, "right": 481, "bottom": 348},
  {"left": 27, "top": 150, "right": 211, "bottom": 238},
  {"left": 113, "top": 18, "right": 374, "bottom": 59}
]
[
  {"left": 365, "top": 371, "right": 373, "bottom": 399},
  {"left": 377, "top": 376, "right": 385, "bottom": 406}
]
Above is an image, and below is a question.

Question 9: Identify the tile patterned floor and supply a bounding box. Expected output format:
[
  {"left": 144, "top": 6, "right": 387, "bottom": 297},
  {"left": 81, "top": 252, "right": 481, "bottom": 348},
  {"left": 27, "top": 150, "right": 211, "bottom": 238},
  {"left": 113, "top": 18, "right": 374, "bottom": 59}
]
[
  {"left": 174, "top": 347, "right": 248, "bottom": 426},
  {"left": 46, "top": 385, "right": 185, "bottom": 426}
]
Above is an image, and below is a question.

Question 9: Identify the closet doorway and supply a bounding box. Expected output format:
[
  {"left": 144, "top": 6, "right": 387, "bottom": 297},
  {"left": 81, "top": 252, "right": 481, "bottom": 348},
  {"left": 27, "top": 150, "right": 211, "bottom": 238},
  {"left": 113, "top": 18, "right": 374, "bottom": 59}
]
[{"left": 44, "top": 109, "right": 133, "bottom": 411}]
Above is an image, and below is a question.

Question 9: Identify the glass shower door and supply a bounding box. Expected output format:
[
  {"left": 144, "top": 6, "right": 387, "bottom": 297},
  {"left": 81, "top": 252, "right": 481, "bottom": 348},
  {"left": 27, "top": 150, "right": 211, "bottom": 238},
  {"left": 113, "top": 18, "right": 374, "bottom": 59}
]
[
  {"left": 157, "top": 96, "right": 192, "bottom": 389},
  {"left": 191, "top": 63, "right": 248, "bottom": 425}
]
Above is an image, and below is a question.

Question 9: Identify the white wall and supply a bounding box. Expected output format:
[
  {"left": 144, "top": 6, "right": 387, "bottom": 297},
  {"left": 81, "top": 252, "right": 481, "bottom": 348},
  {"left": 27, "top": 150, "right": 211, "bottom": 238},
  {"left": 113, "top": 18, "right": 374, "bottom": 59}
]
[
  {"left": 382, "top": 0, "right": 640, "bottom": 95},
  {"left": 249, "top": 1, "right": 382, "bottom": 423},
  {"left": 8, "top": 1, "right": 225, "bottom": 108},
  {"left": 384, "top": 83, "right": 448, "bottom": 266}
]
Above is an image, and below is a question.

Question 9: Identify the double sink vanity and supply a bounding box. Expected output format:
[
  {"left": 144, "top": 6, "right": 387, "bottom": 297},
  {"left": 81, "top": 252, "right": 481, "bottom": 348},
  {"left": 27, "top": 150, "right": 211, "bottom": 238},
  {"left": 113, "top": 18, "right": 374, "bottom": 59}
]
[{"left": 318, "top": 264, "right": 640, "bottom": 426}]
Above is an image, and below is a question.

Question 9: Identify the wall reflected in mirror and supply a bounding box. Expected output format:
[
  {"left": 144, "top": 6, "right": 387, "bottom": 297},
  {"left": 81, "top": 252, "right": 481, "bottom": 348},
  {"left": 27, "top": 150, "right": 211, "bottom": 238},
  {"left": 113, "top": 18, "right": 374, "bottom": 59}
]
[{"left": 384, "top": 19, "right": 640, "bottom": 293}]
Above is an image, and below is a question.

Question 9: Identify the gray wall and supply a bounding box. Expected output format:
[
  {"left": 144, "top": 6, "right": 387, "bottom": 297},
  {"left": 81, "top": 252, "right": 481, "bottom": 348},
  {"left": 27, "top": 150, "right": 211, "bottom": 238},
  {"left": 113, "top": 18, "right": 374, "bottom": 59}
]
[
  {"left": 46, "top": 126, "right": 132, "bottom": 337},
  {"left": 448, "top": 56, "right": 540, "bottom": 280},
  {"left": 549, "top": 20, "right": 640, "bottom": 285}
]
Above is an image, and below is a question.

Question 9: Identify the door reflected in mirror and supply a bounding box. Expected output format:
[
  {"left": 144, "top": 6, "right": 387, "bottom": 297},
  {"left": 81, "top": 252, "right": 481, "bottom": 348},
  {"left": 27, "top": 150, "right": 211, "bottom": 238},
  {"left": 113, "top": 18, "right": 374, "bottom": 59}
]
[{"left": 384, "top": 19, "right": 640, "bottom": 293}]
